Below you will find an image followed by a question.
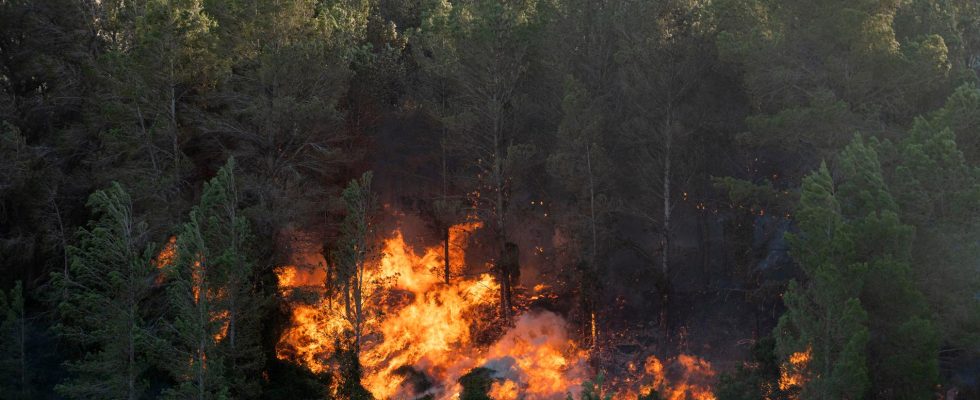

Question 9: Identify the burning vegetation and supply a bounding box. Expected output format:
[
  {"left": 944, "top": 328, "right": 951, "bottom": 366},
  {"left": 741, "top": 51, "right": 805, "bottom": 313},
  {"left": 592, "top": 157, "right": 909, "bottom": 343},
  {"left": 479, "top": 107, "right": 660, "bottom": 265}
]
[{"left": 273, "top": 218, "right": 724, "bottom": 399}]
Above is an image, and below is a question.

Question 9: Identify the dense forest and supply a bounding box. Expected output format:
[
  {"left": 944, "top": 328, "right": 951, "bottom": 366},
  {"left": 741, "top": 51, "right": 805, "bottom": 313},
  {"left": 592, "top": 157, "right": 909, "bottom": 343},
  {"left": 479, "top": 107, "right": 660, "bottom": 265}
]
[{"left": 1, "top": 0, "right": 979, "bottom": 399}]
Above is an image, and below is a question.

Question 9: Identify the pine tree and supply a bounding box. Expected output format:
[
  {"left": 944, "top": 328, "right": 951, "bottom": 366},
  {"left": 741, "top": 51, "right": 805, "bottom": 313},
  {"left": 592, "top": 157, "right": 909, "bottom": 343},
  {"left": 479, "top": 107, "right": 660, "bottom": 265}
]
[
  {"left": 332, "top": 171, "right": 378, "bottom": 353},
  {"left": 0, "top": 281, "right": 30, "bottom": 399},
  {"left": 52, "top": 183, "right": 157, "bottom": 400},
  {"left": 835, "top": 137, "right": 938, "bottom": 399},
  {"left": 778, "top": 137, "right": 940, "bottom": 399},
  {"left": 879, "top": 106, "right": 980, "bottom": 379},
  {"left": 776, "top": 162, "right": 871, "bottom": 400},
  {"left": 547, "top": 76, "right": 613, "bottom": 349},
  {"left": 164, "top": 157, "right": 265, "bottom": 399},
  {"left": 91, "top": 0, "right": 223, "bottom": 228},
  {"left": 414, "top": 0, "right": 541, "bottom": 319}
]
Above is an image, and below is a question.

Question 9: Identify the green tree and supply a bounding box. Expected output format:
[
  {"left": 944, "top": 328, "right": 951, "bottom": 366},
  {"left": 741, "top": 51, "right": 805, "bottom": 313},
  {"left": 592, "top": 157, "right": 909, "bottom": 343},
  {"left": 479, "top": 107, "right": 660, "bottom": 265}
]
[
  {"left": 332, "top": 171, "right": 378, "bottom": 353},
  {"left": 614, "top": 0, "right": 713, "bottom": 348},
  {"left": 203, "top": 0, "right": 370, "bottom": 247},
  {"left": 91, "top": 0, "right": 223, "bottom": 227},
  {"left": 52, "top": 183, "right": 157, "bottom": 400},
  {"left": 878, "top": 100, "right": 980, "bottom": 370},
  {"left": 777, "top": 161, "right": 871, "bottom": 400},
  {"left": 458, "top": 367, "right": 494, "bottom": 400},
  {"left": 836, "top": 137, "right": 938, "bottom": 399},
  {"left": 716, "top": 337, "right": 791, "bottom": 400},
  {"left": 0, "top": 281, "right": 30, "bottom": 399},
  {"left": 414, "top": 0, "right": 541, "bottom": 319},
  {"left": 547, "top": 76, "right": 614, "bottom": 349},
  {"left": 778, "top": 137, "right": 940, "bottom": 399},
  {"left": 164, "top": 158, "right": 265, "bottom": 399}
]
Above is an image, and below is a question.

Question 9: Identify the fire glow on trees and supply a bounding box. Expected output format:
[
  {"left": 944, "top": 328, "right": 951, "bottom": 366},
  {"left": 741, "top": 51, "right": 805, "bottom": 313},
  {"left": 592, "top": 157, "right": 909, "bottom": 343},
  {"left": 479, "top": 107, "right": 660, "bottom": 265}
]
[
  {"left": 274, "top": 218, "right": 720, "bottom": 399},
  {"left": 779, "top": 348, "right": 811, "bottom": 398}
]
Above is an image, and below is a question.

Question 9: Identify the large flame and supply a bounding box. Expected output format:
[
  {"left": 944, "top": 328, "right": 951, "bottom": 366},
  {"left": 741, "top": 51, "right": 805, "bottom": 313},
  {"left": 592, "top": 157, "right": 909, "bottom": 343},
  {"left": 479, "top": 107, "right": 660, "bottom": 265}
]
[{"left": 275, "top": 219, "right": 720, "bottom": 399}]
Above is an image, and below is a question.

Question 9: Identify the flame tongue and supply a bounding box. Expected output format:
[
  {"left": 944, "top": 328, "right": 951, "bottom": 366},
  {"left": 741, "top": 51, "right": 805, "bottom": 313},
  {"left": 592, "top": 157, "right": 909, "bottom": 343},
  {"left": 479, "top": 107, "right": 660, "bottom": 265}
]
[
  {"left": 276, "top": 222, "right": 590, "bottom": 399},
  {"left": 275, "top": 220, "right": 720, "bottom": 399}
]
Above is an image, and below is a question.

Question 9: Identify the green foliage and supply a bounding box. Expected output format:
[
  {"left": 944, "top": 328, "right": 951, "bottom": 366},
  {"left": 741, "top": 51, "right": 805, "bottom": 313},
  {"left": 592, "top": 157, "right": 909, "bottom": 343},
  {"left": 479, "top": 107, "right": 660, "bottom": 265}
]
[
  {"left": 877, "top": 88, "right": 980, "bottom": 367},
  {"left": 572, "top": 373, "right": 612, "bottom": 400},
  {"left": 778, "top": 136, "right": 941, "bottom": 399},
  {"left": 716, "top": 337, "right": 791, "bottom": 400},
  {"left": 164, "top": 158, "right": 265, "bottom": 399},
  {"left": 777, "top": 161, "right": 871, "bottom": 399},
  {"left": 458, "top": 367, "right": 494, "bottom": 400},
  {"left": 0, "top": 281, "right": 31, "bottom": 399},
  {"left": 52, "top": 183, "right": 158, "bottom": 399}
]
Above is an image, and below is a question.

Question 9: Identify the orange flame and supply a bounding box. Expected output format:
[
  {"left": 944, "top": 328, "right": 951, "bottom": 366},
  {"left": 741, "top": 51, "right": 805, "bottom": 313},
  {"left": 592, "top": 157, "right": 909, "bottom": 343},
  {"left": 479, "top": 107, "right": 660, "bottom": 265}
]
[
  {"left": 638, "top": 354, "right": 717, "bottom": 400},
  {"left": 779, "top": 348, "right": 810, "bottom": 398},
  {"left": 276, "top": 220, "right": 593, "bottom": 399}
]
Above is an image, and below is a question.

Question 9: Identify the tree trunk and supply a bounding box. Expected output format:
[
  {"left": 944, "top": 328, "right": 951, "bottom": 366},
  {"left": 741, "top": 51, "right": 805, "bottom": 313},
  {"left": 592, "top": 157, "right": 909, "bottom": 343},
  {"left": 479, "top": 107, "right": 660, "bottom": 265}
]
[
  {"left": 18, "top": 309, "right": 26, "bottom": 392},
  {"left": 354, "top": 262, "right": 364, "bottom": 353},
  {"left": 444, "top": 226, "right": 451, "bottom": 285},
  {"left": 660, "top": 131, "right": 672, "bottom": 353},
  {"left": 442, "top": 132, "right": 451, "bottom": 285},
  {"left": 586, "top": 143, "right": 599, "bottom": 351},
  {"left": 493, "top": 117, "right": 510, "bottom": 321}
]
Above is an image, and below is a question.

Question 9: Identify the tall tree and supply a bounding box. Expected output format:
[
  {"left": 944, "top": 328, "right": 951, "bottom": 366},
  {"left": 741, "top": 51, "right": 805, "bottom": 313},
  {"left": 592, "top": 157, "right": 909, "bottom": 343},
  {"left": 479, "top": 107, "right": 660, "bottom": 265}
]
[
  {"left": 90, "top": 0, "right": 223, "bottom": 227},
  {"left": 614, "top": 0, "right": 711, "bottom": 347},
  {"left": 777, "top": 137, "right": 940, "bottom": 399},
  {"left": 547, "top": 76, "right": 614, "bottom": 350},
  {"left": 414, "top": 0, "right": 541, "bottom": 319},
  {"left": 164, "top": 157, "right": 265, "bottom": 399},
  {"left": 0, "top": 281, "right": 30, "bottom": 399},
  {"left": 776, "top": 162, "right": 871, "bottom": 400},
  {"left": 52, "top": 183, "right": 157, "bottom": 400},
  {"left": 203, "top": 0, "right": 370, "bottom": 249},
  {"left": 878, "top": 96, "right": 980, "bottom": 369},
  {"left": 835, "top": 137, "right": 938, "bottom": 399},
  {"left": 332, "top": 171, "right": 378, "bottom": 353}
]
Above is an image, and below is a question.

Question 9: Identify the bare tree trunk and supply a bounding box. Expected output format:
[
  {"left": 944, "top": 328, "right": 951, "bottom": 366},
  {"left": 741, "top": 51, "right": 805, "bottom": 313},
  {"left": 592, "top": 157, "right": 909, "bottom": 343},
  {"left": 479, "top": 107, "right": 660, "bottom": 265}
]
[
  {"left": 442, "top": 134, "right": 451, "bottom": 285},
  {"left": 586, "top": 143, "right": 599, "bottom": 351},
  {"left": 660, "top": 127, "right": 673, "bottom": 353},
  {"left": 354, "top": 262, "right": 364, "bottom": 352},
  {"left": 493, "top": 116, "right": 511, "bottom": 321}
]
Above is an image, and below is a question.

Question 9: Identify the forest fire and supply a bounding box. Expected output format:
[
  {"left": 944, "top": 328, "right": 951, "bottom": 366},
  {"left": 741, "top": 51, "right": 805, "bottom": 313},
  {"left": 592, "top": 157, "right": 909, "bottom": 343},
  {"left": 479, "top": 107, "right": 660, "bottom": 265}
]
[
  {"left": 274, "top": 219, "right": 724, "bottom": 399},
  {"left": 275, "top": 220, "right": 594, "bottom": 399}
]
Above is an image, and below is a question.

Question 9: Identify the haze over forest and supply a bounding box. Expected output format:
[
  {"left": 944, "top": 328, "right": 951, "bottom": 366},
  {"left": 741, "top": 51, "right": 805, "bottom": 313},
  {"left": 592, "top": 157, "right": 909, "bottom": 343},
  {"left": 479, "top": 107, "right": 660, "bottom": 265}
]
[{"left": 0, "top": 0, "right": 979, "bottom": 399}]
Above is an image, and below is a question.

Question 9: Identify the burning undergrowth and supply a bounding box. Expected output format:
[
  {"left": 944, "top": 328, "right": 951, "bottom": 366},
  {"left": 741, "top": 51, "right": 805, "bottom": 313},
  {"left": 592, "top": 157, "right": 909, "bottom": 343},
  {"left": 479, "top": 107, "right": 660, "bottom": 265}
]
[{"left": 274, "top": 217, "right": 719, "bottom": 399}]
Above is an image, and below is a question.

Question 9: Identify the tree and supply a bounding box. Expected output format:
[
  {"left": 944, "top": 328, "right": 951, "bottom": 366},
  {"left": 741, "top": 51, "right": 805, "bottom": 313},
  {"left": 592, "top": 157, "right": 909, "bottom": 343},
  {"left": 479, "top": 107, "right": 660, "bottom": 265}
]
[
  {"left": 332, "top": 171, "right": 378, "bottom": 353},
  {"left": 776, "top": 162, "right": 871, "bottom": 400},
  {"left": 572, "top": 374, "right": 613, "bottom": 400},
  {"left": 52, "top": 183, "right": 157, "bottom": 400},
  {"left": 777, "top": 137, "right": 940, "bottom": 399},
  {"left": 90, "top": 0, "right": 223, "bottom": 228},
  {"left": 414, "top": 0, "right": 541, "bottom": 319},
  {"left": 716, "top": 337, "right": 792, "bottom": 400},
  {"left": 835, "top": 137, "right": 938, "bottom": 399},
  {"left": 547, "top": 76, "right": 614, "bottom": 350},
  {"left": 202, "top": 0, "right": 370, "bottom": 249},
  {"left": 877, "top": 97, "right": 980, "bottom": 376},
  {"left": 164, "top": 157, "right": 265, "bottom": 399},
  {"left": 614, "top": 0, "right": 711, "bottom": 349},
  {"left": 0, "top": 281, "right": 30, "bottom": 399}
]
